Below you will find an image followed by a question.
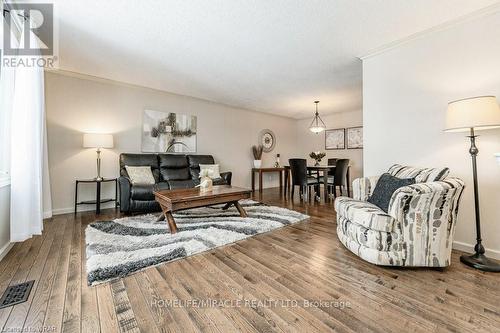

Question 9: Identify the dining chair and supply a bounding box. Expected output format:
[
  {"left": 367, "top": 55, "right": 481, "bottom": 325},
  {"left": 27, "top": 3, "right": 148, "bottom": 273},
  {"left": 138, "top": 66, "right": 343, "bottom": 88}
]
[
  {"left": 320, "top": 159, "right": 350, "bottom": 198},
  {"left": 327, "top": 158, "right": 338, "bottom": 176},
  {"left": 288, "top": 159, "right": 320, "bottom": 201}
]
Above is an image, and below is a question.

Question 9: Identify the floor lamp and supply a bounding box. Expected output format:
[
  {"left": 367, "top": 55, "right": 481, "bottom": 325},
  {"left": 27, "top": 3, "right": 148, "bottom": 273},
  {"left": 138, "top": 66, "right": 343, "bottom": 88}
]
[{"left": 445, "top": 96, "right": 500, "bottom": 272}]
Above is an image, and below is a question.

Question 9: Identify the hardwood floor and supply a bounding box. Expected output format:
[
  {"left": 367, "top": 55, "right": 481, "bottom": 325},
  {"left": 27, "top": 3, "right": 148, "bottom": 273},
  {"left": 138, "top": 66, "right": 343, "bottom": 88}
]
[{"left": 1, "top": 188, "right": 499, "bottom": 332}]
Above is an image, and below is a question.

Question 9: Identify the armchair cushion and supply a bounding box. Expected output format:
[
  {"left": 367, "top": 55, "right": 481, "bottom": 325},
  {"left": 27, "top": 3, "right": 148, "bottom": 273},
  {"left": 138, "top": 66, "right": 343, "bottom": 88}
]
[
  {"left": 335, "top": 197, "right": 396, "bottom": 232},
  {"left": 338, "top": 217, "right": 402, "bottom": 252},
  {"left": 367, "top": 173, "right": 415, "bottom": 212},
  {"left": 387, "top": 164, "right": 449, "bottom": 183}
]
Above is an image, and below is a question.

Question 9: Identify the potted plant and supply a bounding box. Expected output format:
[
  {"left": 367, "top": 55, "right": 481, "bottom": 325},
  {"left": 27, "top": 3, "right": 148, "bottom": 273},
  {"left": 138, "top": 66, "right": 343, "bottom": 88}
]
[
  {"left": 309, "top": 151, "right": 326, "bottom": 166},
  {"left": 252, "top": 145, "right": 263, "bottom": 168}
]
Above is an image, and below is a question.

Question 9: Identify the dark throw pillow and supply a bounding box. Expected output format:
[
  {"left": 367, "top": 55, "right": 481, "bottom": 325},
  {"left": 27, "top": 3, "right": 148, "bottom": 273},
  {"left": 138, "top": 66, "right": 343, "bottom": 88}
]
[{"left": 367, "top": 173, "right": 416, "bottom": 213}]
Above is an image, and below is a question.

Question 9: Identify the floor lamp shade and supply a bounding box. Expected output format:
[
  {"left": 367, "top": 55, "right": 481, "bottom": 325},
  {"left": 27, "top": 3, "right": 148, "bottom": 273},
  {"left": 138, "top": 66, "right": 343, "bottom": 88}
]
[
  {"left": 445, "top": 96, "right": 500, "bottom": 132},
  {"left": 444, "top": 95, "right": 500, "bottom": 272},
  {"left": 83, "top": 133, "right": 114, "bottom": 149}
]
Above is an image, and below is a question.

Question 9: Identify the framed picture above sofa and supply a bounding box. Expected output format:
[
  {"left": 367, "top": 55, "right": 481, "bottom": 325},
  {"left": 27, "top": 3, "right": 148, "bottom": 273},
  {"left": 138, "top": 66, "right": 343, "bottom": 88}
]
[
  {"left": 346, "top": 126, "right": 363, "bottom": 149},
  {"left": 325, "top": 128, "right": 345, "bottom": 150},
  {"left": 142, "top": 110, "right": 197, "bottom": 153}
]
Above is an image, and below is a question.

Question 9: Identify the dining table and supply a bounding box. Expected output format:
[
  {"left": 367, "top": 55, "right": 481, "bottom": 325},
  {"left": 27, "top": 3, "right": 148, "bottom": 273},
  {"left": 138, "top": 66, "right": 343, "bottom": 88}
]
[{"left": 283, "top": 164, "right": 351, "bottom": 202}]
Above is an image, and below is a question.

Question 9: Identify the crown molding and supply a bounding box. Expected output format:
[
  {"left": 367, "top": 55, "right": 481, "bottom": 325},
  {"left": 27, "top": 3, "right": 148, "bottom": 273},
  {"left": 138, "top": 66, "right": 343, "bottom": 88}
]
[{"left": 358, "top": 2, "right": 500, "bottom": 60}]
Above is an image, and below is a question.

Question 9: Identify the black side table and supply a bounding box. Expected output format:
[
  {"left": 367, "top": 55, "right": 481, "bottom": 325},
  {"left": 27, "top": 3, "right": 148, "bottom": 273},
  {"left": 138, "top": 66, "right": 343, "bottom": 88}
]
[{"left": 74, "top": 178, "right": 118, "bottom": 214}]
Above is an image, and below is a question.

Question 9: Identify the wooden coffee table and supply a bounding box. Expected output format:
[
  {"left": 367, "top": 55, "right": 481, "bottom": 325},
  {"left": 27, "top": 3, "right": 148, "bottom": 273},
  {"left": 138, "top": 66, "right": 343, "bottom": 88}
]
[{"left": 154, "top": 185, "right": 252, "bottom": 234}]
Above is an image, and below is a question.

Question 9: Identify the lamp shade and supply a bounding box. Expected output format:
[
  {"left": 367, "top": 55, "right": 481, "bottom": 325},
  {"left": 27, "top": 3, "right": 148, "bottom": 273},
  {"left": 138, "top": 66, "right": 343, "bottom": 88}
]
[
  {"left": 445, "top": 96, "right": 500, "bottom": 132},
  {"left": 83, "top": 133, "right": 114, "bottom": 149}
]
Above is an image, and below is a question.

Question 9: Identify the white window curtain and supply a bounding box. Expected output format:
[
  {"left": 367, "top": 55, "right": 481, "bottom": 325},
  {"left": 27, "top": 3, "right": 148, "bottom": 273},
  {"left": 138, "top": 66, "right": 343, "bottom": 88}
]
[
  {"left": 0, "top": 15, "right": 18, "bottom": 184},
  {"left": 9, "top": 21, "right": 52, "bottom": 241}
]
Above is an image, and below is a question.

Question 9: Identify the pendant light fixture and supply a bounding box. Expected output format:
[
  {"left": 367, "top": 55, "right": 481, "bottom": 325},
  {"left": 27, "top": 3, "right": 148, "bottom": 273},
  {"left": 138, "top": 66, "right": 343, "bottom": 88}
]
[{"left": 309, "top": 100, "right": 326, "bottom": 133}]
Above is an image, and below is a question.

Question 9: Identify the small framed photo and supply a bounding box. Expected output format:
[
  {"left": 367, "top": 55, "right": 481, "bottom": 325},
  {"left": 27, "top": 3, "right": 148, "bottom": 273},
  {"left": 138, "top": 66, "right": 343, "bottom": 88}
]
[
  {"left": 346, "top": 126, "right": 363, "bottom": 149},
  {"left": 325, "top": 128, "right": 345, "bottom": 150}
]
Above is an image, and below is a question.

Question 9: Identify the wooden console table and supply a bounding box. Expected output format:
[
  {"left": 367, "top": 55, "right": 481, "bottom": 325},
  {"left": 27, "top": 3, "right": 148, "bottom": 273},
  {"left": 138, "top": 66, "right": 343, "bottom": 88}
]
[{"left": 251, "top": 167, "right": 285, "bottom": 193}]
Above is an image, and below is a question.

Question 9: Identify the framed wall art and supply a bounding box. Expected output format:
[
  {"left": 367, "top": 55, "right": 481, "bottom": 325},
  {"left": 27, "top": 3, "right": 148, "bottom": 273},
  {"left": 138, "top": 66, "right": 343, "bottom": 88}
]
[
  {"left": 325, "top": 128, "right": 345, "bottom": 150},
  {"left": 346, "top": 126, "right": 363, "bottom": 149},
  {"left": 142, "top": 110, "right": 197, "bottom": 153}
]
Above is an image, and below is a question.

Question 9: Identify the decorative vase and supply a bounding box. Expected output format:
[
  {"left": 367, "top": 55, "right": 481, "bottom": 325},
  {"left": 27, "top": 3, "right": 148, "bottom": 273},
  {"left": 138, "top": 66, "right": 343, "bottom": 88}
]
[
  {"left": 253, "top": 160, "right": 262, "bottom": 168},
  {"left": 314, "top": 160, "right": 321, "bottom": 166}
]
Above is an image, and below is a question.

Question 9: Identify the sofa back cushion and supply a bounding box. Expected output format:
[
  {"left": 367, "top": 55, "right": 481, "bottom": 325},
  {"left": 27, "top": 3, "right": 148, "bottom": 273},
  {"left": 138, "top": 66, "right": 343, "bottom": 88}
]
[
  {"left": 387, "top": 164, "right": 449, "bottom": 183},
  {"left": 187, "top": 155, "right": 215, "bottom": 181},
  {"left": 158, "top": 154, "right": 190, "bottom": 181},
  {"left": 120, "top": 153, "right": 160, "bottom": 183}
]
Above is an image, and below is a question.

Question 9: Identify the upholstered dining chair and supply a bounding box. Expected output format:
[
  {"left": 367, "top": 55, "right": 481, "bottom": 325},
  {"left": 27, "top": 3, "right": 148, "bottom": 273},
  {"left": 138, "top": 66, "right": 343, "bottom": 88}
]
[
  {"left": 320, "top": 158, "right": 350, "bottom": 198},
  {"left": 326, "top": 158, "right": 338, "bottom": 178},
  {"left": 327, "top": 158, "right": 338, "bottom": 167},
  {"left": 288, "top": 159, "right": 320, "bottom": 201}
]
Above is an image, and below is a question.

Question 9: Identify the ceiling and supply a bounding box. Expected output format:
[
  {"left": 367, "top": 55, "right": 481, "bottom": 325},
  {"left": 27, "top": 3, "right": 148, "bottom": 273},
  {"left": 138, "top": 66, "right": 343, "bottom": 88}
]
[{"left": 50, "top": 0, "right": 500, "bottom": 118}]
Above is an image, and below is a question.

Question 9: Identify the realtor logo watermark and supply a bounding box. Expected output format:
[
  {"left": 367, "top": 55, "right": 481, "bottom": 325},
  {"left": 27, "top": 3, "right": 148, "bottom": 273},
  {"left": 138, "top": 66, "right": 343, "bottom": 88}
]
[{"left": 1, "top": 2, "right": 58, "bottom": 68}]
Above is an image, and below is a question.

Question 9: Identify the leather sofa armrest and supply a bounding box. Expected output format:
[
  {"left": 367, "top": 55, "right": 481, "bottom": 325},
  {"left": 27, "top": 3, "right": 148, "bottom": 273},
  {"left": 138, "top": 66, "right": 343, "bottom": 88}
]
[
  {"left": 118, "top": 176, "right": 132, "bottom": 212},
  {"left": 220, "top": 171, "right": 232, "bottom": 185}
]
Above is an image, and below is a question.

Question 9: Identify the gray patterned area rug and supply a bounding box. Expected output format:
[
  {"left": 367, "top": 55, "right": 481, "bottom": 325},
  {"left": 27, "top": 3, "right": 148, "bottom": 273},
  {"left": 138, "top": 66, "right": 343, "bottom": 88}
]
[{"left": 85, "top": 200, "right": 309, "bottom": 285}]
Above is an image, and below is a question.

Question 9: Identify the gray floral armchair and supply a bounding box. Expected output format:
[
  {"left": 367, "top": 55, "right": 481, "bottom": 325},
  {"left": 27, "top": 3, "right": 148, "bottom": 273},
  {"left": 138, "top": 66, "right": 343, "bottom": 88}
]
[{"left": 335, "top": 164, "right": 465, "bottom": 267}]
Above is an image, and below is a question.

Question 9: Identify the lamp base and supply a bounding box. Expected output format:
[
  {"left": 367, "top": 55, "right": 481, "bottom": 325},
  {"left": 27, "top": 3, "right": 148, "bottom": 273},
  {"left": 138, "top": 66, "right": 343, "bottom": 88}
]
[{"left": 460, "top": 253, "right": 500, "bottom": 272}]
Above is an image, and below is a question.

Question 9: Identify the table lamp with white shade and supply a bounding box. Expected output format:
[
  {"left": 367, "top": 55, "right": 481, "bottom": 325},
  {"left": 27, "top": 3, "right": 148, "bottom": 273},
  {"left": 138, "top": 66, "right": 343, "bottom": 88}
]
[
  {"left": 445, "top": 96, "right": 500, "bottom": 272},
  {"left": 83, "top": 133, "right": 114, "bottom": 181}
]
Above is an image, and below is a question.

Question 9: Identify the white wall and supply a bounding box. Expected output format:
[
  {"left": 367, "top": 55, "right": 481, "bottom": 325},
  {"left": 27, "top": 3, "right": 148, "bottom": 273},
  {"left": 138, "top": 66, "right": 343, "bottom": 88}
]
[
  {"left": 295, "top": 110, "right": 363, "bottom": 181},
  {"left": 363, "top": 10, "right": 500, "bottom": 258},
  {"left": 45, "top": 71, "right": 298, "bottom": 214},
  {"left": 0, "top": 186, "right": 12, "bottom": 260}
]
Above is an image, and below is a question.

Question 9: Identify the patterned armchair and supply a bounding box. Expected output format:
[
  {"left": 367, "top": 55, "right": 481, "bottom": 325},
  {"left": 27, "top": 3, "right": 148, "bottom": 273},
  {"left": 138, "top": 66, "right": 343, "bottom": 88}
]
[{"left": 335, "top": 164, "right": 465, "bottom": 267}]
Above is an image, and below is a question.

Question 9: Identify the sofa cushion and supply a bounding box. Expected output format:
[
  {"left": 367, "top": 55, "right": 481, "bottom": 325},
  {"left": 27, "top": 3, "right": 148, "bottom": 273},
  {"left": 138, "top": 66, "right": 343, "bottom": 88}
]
[
  {"left": 125, "top": 166, "right": 155, "bottom": 185},
  {"left": 168, "top": 179, "right": 196, "bottom": 189},
  {"left": 199, "top": 164, "right": 221, "bottom": 179},
  {"left": 187, "top": 155, "right": 215, "bottom": 180},
  {"left": 158, "top": 154, "right": 190, "bottom": 181},
  {"left": 130, "top": 184, "right": 155, "bottom": 200},
  {"left": 130, "top": 182, "right": 169, "bottom": 200},
  {"left": 387, "top": 164, "right": 449, "bottom": 183},
  {"left": 120, "top": 153, "right": 160, "bottom": 183},
  {"left": 337, "top": 216, "right": 402, "bottom": 252},
  {"left": 335, "top": 197, "right": 396, "bottom": 232},
  {"left": 368, "top": 173, "right": 415, "bottom": 212}
]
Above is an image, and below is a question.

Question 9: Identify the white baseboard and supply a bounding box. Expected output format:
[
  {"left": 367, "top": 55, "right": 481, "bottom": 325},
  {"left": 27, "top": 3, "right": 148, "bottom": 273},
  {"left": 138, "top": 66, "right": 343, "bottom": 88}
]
[
  {"left": 453, "top": 241, "right": 500, "bottom": 260},
  {"left": 49, "top": 202, "right": 116, "bottom": 217},
  {"left": 0, "top": 242, "right": 14, "bottom": 262}
]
